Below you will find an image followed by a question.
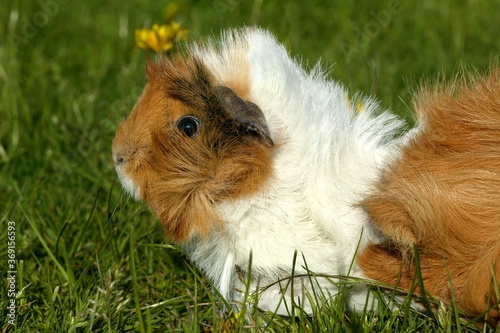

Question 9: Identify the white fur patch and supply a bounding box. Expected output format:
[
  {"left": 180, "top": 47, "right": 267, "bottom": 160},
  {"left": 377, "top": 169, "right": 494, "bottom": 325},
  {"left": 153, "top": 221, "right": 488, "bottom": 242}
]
[{"left": 115, "top": 166, "right": 141, "bottom": 200}]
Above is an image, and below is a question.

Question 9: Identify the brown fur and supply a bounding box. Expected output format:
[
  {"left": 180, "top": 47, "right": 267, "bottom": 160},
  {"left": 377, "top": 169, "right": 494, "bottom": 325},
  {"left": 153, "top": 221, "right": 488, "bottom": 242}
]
[
  {"left": 359, "top": 67, "right": 500, "bottom": 325},
  {"left": 112, "top": 57, "right": 275, "bottom": 242}
]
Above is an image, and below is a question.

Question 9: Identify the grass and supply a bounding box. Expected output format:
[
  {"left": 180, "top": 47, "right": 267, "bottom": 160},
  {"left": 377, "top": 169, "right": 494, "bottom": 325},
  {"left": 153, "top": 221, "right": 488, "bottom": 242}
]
[{"left": 1, "top": 0, "right": 499, "bottom": 331}]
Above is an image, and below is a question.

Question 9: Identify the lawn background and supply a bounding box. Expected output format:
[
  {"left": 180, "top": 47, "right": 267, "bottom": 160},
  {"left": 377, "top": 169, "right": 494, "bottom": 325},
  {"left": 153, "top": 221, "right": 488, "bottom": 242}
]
[{"left": 1, "top": 0, "right": 499, "bottom": 332}]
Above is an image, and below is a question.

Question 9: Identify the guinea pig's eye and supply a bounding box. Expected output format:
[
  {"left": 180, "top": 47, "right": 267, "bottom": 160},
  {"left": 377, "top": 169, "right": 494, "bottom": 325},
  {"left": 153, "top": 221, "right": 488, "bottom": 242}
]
[{"left": 177, "top": 115, "right": 200, "bottom": 138}]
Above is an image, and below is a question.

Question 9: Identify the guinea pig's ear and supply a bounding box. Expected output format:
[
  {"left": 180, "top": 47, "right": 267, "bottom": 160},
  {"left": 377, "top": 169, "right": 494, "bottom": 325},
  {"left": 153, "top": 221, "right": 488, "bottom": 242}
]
[{"left": 215, "top": 86, "right": 273, "bottom": 147}]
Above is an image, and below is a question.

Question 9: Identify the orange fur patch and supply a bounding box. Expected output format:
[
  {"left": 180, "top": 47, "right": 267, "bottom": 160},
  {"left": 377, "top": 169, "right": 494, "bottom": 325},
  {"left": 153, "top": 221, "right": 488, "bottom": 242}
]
[
  {"left": 112, "top": 57, "right": 275, "bottom": 242},
  {"left": 359, "top": 67, "right": 500, "bottom": 326}
]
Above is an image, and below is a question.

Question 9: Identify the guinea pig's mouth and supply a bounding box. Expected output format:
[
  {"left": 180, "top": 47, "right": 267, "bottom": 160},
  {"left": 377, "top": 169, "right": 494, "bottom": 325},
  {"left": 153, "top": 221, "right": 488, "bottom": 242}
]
[{"left": 114, "top": 165, "right": 142, "bottom": 201}]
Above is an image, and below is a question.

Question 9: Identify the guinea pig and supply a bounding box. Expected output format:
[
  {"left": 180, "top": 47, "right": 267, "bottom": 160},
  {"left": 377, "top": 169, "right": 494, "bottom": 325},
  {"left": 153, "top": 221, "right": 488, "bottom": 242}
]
[
  {"left": 358, "top": 68, "right": 500, "bottom": 326},
  {"left": 112, "top": 27, "right": 405, "bottom": 314}
]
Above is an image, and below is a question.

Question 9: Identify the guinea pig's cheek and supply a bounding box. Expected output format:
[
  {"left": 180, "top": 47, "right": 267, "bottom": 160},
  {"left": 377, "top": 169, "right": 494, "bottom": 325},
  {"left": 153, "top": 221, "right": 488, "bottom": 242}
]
[{"left": 115, "top": 166, "right": 142, "bottom": 200}]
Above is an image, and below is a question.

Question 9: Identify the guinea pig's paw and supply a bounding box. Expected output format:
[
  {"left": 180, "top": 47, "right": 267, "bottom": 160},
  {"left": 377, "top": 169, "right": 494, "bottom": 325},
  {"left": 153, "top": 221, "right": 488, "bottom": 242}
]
[
  {"left": 252, "top": 276, "right": 337, "bottom": 316},
  {"left": 252, "top": 283, "right": 310, "bottom": 316}
]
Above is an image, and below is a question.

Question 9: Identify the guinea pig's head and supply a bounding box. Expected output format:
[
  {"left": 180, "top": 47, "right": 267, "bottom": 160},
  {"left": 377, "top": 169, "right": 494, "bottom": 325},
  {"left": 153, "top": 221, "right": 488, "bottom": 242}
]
[{"left": 112, "top": 57, "right": 275, "bottom": 242}]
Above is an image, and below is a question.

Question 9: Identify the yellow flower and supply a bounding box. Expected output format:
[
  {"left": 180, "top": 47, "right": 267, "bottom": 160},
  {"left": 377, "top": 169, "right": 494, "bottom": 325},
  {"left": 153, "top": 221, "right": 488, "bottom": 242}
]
[
  {"left": 345, "top": 92, "right": 364, "bottom": 117},
  {"left": 221, "top": 311, "right": 242, "bottom": 333},
  {"left": 135, "top": 21, "right": 188, "bottom": 53}
]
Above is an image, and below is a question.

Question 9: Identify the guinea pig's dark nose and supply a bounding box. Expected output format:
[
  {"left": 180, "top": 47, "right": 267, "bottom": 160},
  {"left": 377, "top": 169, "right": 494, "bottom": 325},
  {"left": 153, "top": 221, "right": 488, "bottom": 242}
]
[{"left": 113, "top": 153, "right": 125, "bottom": 166}]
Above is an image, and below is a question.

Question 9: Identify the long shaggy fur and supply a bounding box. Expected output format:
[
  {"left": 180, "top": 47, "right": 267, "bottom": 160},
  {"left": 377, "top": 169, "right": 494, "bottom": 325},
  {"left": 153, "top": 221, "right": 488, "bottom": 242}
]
[
  {"left": 112, "top": 27, "right": 404, "bottom": 314},
  {"left": 359, "top": 68, "right": 500, "bottom": 325}
]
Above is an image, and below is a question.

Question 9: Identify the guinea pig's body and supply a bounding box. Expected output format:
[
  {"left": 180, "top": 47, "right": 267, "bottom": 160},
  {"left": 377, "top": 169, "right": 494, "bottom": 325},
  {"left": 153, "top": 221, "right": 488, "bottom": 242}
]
[
  {"left": 359, "top": 69, "right": 500, "bottom": 325},
  {"left": 112, "top": 27, "right": 404, "bottom": 314}
]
